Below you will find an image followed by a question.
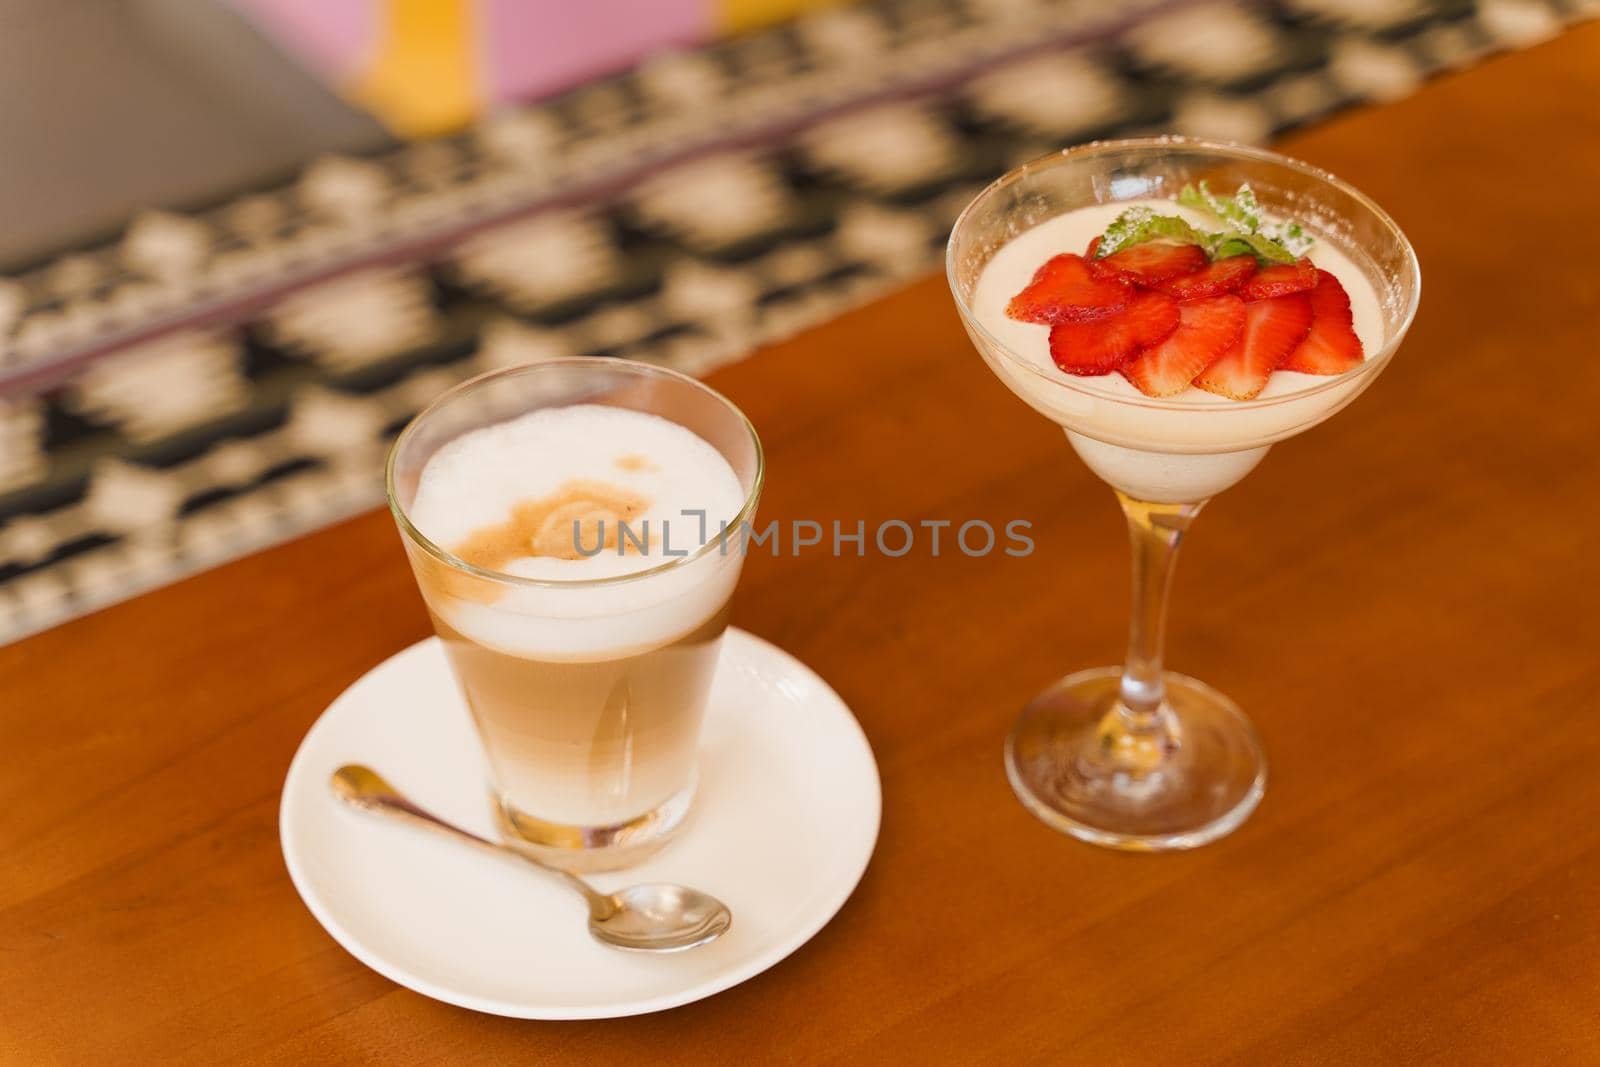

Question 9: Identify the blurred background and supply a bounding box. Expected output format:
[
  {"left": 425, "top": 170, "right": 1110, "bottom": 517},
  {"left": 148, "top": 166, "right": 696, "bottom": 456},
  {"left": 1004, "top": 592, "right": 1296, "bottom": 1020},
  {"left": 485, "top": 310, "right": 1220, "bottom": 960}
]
[{"left": 0, "top": 0, "right": 1587, "bottom": 642}]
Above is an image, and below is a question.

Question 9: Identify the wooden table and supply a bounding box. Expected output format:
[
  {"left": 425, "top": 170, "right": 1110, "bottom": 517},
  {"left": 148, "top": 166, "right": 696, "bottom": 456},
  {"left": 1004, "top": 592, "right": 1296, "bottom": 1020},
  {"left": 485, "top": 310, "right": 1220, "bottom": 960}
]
[{"left": 6, "top": 25, "right": 1600, "bottom": 1065}]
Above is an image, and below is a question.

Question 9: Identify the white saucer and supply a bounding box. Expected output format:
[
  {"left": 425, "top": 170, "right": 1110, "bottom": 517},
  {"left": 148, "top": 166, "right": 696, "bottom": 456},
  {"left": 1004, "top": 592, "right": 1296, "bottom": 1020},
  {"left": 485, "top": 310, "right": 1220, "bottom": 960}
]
[{"left": 280, "top": 628, "right": 880, "bottom": 1019}]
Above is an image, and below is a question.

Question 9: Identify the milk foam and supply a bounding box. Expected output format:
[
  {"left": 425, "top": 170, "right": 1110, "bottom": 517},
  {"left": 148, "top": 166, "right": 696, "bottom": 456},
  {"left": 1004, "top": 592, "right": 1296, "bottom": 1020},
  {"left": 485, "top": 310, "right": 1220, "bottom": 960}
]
[{"left": 407, "top": 405, "right": 750, "bottom": 660}]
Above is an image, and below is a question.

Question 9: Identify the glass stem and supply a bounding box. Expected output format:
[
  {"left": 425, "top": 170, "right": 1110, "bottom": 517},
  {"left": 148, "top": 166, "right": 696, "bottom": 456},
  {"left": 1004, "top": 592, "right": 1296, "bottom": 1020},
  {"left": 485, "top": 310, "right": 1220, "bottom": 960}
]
[{"left": 1101, "top": 492, "right": 1205, "bottom": 772}]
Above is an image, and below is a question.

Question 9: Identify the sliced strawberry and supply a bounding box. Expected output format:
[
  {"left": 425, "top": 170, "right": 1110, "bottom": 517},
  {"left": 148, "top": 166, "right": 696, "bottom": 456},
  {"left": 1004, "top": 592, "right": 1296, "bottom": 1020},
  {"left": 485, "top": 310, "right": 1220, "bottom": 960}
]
[
  {"left": 1193, "top": 293, "right": 1314, "bottom": 400},
  {"left": 1049, "top": 291, "right": 1180, "bottom": 375},
  {"left": 1006, "top": 253, "right": 1131, "bottom": 325},
  {"left": 1089, "top": 241, "right": 1207, "bottom": 286},
  {"left": 1086, "top": 235, "right": 1102, "bottom": 259},
  {"left": 1121, "top": 295, "right": 1246, "bottom": 397},
  {"left": 1281, "top": 269, "right": 1364, "bottom": 374},
  {"left": 1156, "top": 255, "right": 1257, "bottom": 299},
  {"left": 1239, "top": 259, "right": 1317, "bottom": 300}
]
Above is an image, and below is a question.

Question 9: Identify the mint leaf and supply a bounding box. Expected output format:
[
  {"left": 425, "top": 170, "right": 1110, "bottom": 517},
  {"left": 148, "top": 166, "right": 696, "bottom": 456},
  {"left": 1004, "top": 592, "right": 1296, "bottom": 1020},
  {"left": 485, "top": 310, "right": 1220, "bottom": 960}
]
[
  {"left": 1210, "top": 231, "right": 1298, "bottom": 265},
  {"left": 1265, "top": 218, "right": 1314, "bottom": 258},
  {"left": 1172, "top": 180, "right": 1314, "bottom": 264},
  {"left": 1095, "top": 208, "right": 1209, "bottom": 258},
  {"left": 1211, "top": 235, "right": 1261, "bottom": 260},
  {"left": 1178, "top": 180, "right": 1262, "bottom": 233},
  {"left": 1093, "top": 183, "right": 1315, "bottom": 265}
]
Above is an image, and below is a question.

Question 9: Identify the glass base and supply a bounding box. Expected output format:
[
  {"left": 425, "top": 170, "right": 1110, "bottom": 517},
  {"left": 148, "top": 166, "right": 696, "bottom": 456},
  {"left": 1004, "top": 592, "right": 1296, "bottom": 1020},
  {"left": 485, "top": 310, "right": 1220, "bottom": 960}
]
[
  {"left": 493, "top": 776, "right": 696, "bottom": 873},
  {"left": 1005, "top": 667, "right": 1265, "bottom": 851}
]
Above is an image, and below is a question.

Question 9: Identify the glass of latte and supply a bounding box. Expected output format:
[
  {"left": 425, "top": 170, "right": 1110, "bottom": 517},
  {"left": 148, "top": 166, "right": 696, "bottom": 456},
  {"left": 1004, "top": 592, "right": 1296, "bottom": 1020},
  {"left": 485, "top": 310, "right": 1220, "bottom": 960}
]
[{"left": 387, "top": 359, "right": 762, "bottom": 871}]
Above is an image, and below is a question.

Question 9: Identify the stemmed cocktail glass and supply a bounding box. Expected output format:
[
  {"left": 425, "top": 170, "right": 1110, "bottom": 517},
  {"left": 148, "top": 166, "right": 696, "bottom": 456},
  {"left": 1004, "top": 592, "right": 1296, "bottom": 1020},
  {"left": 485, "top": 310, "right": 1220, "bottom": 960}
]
[{"left": 946, "top": 138, "right": 1420, "bottom": 850}]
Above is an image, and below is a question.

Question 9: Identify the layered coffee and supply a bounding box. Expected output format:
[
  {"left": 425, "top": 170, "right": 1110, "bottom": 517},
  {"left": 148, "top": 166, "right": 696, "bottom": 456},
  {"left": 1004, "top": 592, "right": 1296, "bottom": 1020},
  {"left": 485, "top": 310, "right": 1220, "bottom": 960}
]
[{"left": 406, "top": 403, "right": 747, "bottom": 833}]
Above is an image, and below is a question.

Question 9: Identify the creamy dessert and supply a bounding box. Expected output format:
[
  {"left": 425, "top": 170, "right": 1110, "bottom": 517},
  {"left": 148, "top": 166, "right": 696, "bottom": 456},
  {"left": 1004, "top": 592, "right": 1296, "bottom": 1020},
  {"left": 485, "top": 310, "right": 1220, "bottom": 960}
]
[{"left": 968, "top": 186, "right": 1390, "bottom": 500}]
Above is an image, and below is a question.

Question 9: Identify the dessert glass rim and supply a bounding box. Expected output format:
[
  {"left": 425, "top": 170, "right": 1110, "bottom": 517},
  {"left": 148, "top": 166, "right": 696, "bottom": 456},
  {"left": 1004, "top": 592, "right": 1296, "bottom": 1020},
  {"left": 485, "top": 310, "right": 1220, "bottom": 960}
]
[
  {"left": 386, "top": 357, "right": 765, "bottom": 590},
  {"left": 945, "top": 135, "right": 1422, "bottom": 413}
]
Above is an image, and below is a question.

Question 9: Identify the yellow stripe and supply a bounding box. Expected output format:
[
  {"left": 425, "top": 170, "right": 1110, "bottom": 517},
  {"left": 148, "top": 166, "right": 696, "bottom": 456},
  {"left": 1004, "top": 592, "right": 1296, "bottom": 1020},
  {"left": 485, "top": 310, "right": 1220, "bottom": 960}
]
[
  {"left": 718, "top": 0, "right": 848, "bottom": 35},
  {"left": 349, "top": 0, "right": 478, "bottom": 137}
]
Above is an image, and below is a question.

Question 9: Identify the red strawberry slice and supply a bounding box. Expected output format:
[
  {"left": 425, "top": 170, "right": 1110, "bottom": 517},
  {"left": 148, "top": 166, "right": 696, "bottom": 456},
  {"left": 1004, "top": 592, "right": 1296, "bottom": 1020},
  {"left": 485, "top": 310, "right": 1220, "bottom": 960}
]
[
  {"left": 1006, "top": 253, "right": 1131, "bottom": 325},
  {"left": 1120, "top": 294, "right": 1246, "bottom": 397},
  {"left": 1086, "top": 235, "right": 1102, "bottom": 259},
  {"left": 1156, "top": 254, "right": 1257, "bottom": 299},
  {"left": 1193, "top": 293, "right": 1314, "bottom": 400},
  {"left": 1049, "top": 291, "right": 1180, "bottom": 375},
  {"left": 1239, "top": 259, "right": 1317, "bottom": 300},
  {"left": 1281, "top": 269, "right": 1364, "bottom": 374},
  {"left": 1090, "top": 242, "right": 1207, "bottom": 286}
]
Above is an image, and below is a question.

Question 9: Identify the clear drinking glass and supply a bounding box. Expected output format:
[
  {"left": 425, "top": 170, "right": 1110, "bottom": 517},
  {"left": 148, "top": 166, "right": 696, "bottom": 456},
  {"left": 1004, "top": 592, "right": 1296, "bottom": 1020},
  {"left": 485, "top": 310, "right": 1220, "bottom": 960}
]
[
  {"left": 946, "top": 138, "right": 1421, "bottom": 850},
  {"left": 387, "top": 359, "right": 763, "bottom": 871}
]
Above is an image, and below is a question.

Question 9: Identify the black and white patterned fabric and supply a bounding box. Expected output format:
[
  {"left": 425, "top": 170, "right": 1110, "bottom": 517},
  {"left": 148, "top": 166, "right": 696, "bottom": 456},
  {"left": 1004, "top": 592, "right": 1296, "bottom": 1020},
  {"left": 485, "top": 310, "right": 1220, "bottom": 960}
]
[{"left": 0, "top": 0, "right": 1591, "bottom": 643}]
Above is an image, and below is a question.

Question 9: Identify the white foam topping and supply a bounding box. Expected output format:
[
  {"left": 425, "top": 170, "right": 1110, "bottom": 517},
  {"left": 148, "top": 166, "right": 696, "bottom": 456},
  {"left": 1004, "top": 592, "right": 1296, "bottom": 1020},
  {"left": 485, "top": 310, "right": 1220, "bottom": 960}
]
[{"left": 407, "top": 405, "right": 750, "bottom": 660}]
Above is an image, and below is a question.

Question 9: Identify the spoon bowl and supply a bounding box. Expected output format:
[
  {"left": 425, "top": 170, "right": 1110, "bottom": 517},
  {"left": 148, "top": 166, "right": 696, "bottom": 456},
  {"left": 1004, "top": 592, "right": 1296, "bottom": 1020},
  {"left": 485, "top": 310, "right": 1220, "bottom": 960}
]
[{"left": 594, "top": 884, "right": 732, "bottom": 952}]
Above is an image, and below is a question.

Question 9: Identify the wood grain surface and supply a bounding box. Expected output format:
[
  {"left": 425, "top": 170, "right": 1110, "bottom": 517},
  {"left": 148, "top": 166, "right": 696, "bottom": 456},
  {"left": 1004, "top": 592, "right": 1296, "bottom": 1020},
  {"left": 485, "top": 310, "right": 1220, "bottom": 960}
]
[{"left": 5, "top": 24, "right": 1600, "bottom": 1066}]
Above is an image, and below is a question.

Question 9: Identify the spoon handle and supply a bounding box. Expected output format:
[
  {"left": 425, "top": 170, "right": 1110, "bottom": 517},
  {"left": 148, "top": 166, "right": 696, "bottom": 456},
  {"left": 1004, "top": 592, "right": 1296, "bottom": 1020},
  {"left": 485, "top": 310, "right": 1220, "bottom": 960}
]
[{"left": 330, "top": 764, "right": 613, "bottom": 915}]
